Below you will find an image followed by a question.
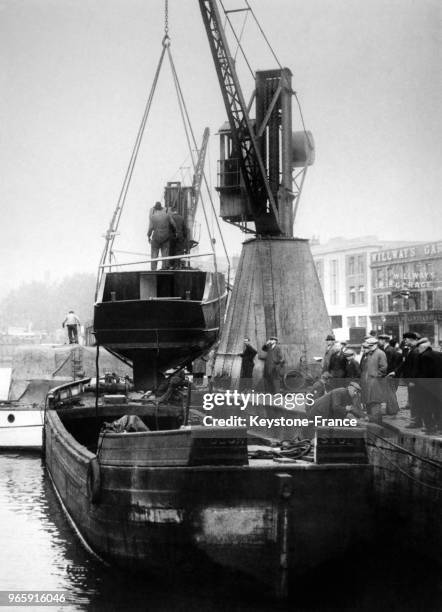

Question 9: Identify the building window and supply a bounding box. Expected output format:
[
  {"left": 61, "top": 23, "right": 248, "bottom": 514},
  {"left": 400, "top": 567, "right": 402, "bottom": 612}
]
[
  {"left": 330, "top": 315, "right": 342, "bottom": 329},
  {"left": 357, "top": 285, "right": 365, "bottom": 305},
  {"left": 330, "top": 260, "right": 338, "bottom": 305},
  {"left": 347, "top": 316, "right": 356, "bottom": 328},
  {"left": 426, "top": 291, "right": 434, "bottom": 310},
  {"left": 349, "top": 286, "right": 356, "bottom": 305},
  {"left": 377, "top": 295, "right": 384, "bottom": 313},
  {"left": 358, "top": 316, "right": 367, "bottom": 327},
  {"left": 348, "top": 256, "right": 355, "bottom": 275},
  {"left": 376, "top": 269, "right": 384, "bottom": 289},
  {"left": 387, "top": 294, "right": 393, "bottom": 312},
  {"left": 357, "top": 255, "right": 365, "bottom": 274}
]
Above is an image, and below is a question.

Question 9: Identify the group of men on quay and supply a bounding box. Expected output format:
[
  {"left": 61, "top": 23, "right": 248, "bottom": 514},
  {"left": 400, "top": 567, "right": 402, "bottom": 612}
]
[
  {"left": 222, "top": 331, "right": 441, "bottom": 435},
  {"left": 316, "top": 330, "right": 442, "bottom": 435}
]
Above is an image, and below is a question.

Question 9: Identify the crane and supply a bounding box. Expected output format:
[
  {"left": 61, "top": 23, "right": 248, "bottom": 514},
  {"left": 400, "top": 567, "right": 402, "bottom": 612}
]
[{"left": 198, "top": 0, "right": 330, "bottom": 386}]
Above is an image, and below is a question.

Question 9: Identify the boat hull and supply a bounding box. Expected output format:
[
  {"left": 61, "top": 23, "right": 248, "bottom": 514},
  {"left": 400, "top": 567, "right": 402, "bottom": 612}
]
[
  {"left": 94, "top": 269, "right": 227, "bottom": 387},
  {"left": 0, "top": 407, "right": 43, "bottom": 450},
  {"left": 44, "top": 408, "right": 374, "bottom": 596}
]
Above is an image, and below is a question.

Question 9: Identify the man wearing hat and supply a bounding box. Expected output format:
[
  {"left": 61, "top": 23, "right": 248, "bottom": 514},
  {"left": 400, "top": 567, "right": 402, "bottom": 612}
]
[
  {"left": 378, "top": 334, "right": 401, "bottom": 415},
  {"left": 322, "top": 334, "right": 340, "bottom": 375},
  {"left": 414, "top": 338, "right": 442, "bottom": 434},
  {"left": 360, "top": 337, "right": 388, "bottom": 424},
  {"left": 262, "top": 337, "right": 284, "bottom": 393},
  {"left": 306, "top": 381, "right": 363, "bottom": 421},
  {"left": 378, "top": 335, "right": 402, "bottom": 375},
  {"left": 389, "top": 332, "right": 421, "bottom": 428},
  {"left": 343, "top": 347, "right": 361, "bottom": 381}
]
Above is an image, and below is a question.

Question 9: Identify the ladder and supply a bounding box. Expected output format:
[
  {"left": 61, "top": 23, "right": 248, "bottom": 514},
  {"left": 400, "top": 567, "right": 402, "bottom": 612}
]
[{"left": 71, "top": 347, "right": 84, "bottom": 381}]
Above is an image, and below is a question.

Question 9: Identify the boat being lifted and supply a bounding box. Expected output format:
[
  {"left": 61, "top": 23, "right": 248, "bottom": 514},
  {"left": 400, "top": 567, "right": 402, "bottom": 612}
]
[{"left": 93, "top": 111, "right": 228, "bottom": 391}]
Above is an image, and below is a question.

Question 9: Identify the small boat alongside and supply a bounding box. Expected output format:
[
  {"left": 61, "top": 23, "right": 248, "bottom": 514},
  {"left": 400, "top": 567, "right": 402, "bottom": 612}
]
[{"left": 0, "top": 370, "right": 62, "bottom": 450}]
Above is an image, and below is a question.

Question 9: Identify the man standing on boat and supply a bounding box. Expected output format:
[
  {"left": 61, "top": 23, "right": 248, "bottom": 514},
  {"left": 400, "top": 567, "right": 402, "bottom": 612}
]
[
  {"left": 62, "top": 310, "right": 81, "bottom": 344},
  {"left": 168, "top": 204, "right": 188, "bottom": 269},
  {"left": 147, "top": 201, "right": 176, "bottom": 270}
]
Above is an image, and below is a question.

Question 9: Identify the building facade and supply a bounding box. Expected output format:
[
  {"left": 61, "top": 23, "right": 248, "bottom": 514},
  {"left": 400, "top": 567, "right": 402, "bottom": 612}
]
[
  {"left": 311, "top": 236, "right": 386, "bottom": 338},
  {"left": 370, "top": 241, "right": 442, "bottom": 345}
]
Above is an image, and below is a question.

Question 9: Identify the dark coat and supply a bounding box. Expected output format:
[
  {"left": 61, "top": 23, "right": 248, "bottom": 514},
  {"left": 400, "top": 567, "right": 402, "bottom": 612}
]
[
  {"left": 262, "top": 343, "right": 284, "bottom": 379},
  {"left": 170, "top": 212, "right": 188, "bottom": 240},
  {"left": 361, "top": 347, "right": 388, "bottom": 405},
  {"left": 240, "top": 343, "right": 257, "bottom": 378},
  {"left": 307, "top": 388, "right": 363, "bottom": 420},
  {"left": 344, "top": 359, "right": 361, "bottom": 380},
  {"left": 322, "top": 345, "right": 340, "bottom": 373},
  {"left": 415, "top": 348, "right": 442, "bottom": 412},
  {"left": 310, "top": 379, "right": 331, "bottom": 400},
  {"left": 395, "top": 346, "right": 419, "bottom": 380},
  {"left": 382, "top": 345, "right": 402, "bottom": 374},
  {"left": 328, "top": 350, "right": 347, "bottom": 379}
]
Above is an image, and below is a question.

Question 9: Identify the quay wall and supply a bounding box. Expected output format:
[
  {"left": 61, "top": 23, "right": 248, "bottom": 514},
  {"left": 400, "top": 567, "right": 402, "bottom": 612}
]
[
  {"left": 0, "top": 344, "right": 131, "bottom": 381},
  {"left": 367, "top": 424, "right": 441, "bottom": 564}
]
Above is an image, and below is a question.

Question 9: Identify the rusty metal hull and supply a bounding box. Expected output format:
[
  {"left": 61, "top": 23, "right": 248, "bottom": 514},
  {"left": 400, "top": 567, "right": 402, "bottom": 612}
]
[
  {"left": 94, "top": 269, "right": 227, "bottom": 388},
  {"left": 44, "top": 407, "right": 374, "bottom": 597}
]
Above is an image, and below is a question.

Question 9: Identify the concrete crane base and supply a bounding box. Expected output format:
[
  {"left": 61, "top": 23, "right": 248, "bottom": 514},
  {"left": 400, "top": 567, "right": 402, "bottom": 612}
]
[{"left": 213, "top": 237, "right": 331, "bottom": 389}]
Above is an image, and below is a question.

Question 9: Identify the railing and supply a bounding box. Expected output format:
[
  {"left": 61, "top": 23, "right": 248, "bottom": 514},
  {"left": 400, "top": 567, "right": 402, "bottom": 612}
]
[
  {"left": 46, "top": 378, "right": 90, "bottom": 409},
  {"left": 99, "top": 251, "right": 214, "bottom": 270}
]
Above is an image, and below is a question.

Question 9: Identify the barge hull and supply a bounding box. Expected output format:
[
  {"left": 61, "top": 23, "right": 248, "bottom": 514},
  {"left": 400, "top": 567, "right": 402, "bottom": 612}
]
[{"left": 45, "top": 408, "right": 374, "bottom": 596}]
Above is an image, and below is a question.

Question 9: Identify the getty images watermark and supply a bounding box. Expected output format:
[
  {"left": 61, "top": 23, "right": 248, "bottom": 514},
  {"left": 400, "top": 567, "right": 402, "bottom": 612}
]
[{"left": 201, "top": 390, "right": 359, "bottom": 428}]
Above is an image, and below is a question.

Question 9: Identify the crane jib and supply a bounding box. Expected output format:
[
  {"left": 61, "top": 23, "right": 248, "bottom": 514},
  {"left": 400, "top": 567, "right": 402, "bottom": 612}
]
[{"left": 199, "top": 0, "right": 283, "bottom": 236}]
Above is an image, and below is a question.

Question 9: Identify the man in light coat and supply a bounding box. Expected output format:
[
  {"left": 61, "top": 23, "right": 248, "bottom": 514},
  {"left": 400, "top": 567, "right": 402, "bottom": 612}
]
[
  {"left": 62, "top": 310, "right": 81, "bottom": 344},
  {"left": 360, "top": 337, "right": 387, "bottom": 423},
  {"left": 147, "top": 202, "right": 176, "bottom": 270}
]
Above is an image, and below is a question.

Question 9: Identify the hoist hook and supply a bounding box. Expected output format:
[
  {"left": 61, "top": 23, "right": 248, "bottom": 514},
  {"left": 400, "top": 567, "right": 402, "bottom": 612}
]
[{"left": 162, "top": 0, "right": 170, "bottom": 47}]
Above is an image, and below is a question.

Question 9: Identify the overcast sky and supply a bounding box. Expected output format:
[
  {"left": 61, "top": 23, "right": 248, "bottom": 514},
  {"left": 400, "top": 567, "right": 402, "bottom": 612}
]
[{"left": 1, "top": 0, "right": 441, "bottom": 297}]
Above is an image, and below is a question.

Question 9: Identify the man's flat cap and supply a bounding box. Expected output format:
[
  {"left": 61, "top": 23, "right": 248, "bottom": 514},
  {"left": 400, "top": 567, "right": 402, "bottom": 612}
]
[
  {"left": 402, "top": 332, "right": 420, "bottom": 340},
  {"left": 366, "top": 337, "right": 378, "bottom": 345}
]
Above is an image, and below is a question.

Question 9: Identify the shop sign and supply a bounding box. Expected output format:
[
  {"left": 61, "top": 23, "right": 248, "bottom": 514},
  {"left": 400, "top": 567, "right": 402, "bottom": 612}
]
[{"left": 372, "top": 241, "right": 442, "bottom": 264}]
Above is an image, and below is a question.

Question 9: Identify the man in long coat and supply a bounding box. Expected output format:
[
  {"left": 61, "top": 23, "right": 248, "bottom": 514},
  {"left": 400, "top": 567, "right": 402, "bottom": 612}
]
[
  {"left": 414, "top": 338, "right": 442, "bottom": 434},
  {"left": 239, "top": 338, "right": 257, "bottom": 390},
  {"left": 390, "top": 332, "right": 421, "bottom": 427},
  {"left": 360, "top": 337, "right": 387, "bottom": 423},
  {"left": 377, "top": 334, "right": 400, "bottom": 415},
  {"left": 262, "top": 336, "right": 284, "bottom": 393},
  {"left": 322, "top": 334, "right": 340, "bottom": 374},
  {"left": 169, "top": 204, "right": 188, "bottom": 269}
]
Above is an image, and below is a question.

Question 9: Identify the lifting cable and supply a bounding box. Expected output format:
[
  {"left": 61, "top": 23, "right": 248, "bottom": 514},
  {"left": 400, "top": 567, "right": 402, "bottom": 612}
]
[
  {"left": 220, "top": 0, "right": 313, "bottom": 151},
  {"left": 219, "top": 0, "right": 254, "bottom": 78},
  {"left": 167, "top": 47, "right": 226, "bottom": 325},
  {"left": 100, "top": 0, "right": 231, "bottom": 292},
  {"left": 105, "top": 41, "right": 168, "bottom": 262},
  {"left": 166, "top": 42, "right": 231, "bottom": 288}
]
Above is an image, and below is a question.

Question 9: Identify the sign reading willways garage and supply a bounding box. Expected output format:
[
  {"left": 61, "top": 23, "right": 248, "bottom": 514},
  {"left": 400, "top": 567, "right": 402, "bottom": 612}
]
[{"left": 371, "top": 241, "right": 442, "bottom": 264}]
